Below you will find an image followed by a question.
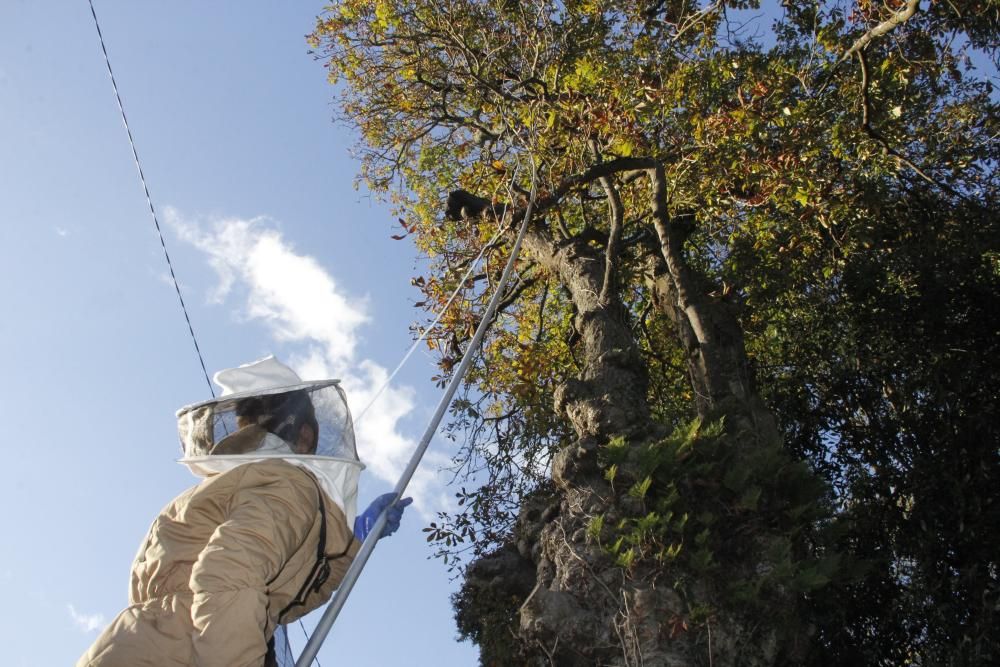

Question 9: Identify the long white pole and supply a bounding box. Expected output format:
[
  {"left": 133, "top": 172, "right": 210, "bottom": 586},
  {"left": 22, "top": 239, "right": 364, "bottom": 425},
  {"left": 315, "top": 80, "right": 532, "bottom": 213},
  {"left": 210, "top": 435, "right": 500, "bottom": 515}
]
[{"left": 296, "top": 163, "right": 538, "bottom": 666}]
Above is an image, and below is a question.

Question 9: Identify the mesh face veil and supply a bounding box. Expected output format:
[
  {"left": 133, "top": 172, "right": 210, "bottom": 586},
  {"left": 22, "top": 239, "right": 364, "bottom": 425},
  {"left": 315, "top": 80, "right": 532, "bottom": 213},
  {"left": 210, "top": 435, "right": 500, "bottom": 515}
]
[{"left": 176, "top": 380, "right": 359, "bottom": 461}]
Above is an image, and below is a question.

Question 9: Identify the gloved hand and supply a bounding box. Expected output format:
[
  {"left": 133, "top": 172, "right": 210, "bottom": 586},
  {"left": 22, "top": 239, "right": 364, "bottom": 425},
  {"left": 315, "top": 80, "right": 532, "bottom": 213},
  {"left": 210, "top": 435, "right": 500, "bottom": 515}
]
[{"left": 353, "top": 493, "right": 413, "bottom": 542}]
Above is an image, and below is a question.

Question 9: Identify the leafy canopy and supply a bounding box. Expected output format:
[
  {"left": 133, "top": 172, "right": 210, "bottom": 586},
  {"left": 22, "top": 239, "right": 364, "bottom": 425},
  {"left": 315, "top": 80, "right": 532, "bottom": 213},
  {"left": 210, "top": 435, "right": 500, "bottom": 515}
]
[{"left": 311, "top": 1, "right": 999, "bottom": 662}]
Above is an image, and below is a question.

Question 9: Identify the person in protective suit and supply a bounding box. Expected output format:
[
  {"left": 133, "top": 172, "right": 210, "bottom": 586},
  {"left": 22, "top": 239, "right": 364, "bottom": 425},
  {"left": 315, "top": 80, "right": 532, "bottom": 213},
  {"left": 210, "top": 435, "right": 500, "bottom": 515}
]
[{"left": 77, "top": 357, "right": 410, "bottom": 667}]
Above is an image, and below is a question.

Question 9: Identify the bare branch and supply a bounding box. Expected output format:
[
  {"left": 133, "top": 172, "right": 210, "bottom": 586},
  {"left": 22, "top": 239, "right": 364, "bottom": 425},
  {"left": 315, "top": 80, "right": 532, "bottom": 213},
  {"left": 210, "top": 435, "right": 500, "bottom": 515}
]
[
  {"left": 553, "top": 203, "right": 572, "bottom": 241},
  {"left": 857, "top": 50, "right": 966, "bottom": 199},
  {"left": 535, "top": 281, "right": 549, "bottom": 344},
  {"left": 588, "top": 140, "right": 626, "bottom": 306}
]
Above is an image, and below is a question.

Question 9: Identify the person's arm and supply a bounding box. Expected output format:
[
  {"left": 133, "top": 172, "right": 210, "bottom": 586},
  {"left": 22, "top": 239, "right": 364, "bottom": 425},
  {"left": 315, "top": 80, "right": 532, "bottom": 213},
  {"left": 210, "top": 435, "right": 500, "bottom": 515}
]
[{"left": 188, "top": 467, "right": 317, "bottom": 667}]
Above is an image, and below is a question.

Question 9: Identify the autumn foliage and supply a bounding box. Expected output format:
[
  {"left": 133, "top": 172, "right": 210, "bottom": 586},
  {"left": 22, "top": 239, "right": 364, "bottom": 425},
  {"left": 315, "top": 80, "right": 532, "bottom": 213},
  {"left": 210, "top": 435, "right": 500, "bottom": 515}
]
[{"left": 311, "top": 1, "right": 998, "bottom": 664}]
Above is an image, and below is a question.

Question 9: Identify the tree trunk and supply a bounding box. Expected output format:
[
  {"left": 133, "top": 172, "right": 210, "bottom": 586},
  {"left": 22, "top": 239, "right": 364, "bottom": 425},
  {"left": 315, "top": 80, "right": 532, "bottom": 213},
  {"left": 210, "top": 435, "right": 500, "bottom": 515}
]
[
  {"left": 645, "top": 166, "right": 777, "bottom": 433},
  {"left": 458, "top": 164, "right": 810, "bottom": 666}
]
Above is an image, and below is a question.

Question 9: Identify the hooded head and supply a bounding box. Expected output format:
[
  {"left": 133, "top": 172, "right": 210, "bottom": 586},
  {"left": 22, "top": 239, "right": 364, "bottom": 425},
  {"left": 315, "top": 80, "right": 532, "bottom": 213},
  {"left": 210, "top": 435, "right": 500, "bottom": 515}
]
[
  {"left": 176, "top": 356, "right": 358, "bottom": 460},
  {"left": 175, "top": 356, "right": 363, "bottom": 521},
  {"left": 232, "top": 390, "right": 318, "bottom": 453}
]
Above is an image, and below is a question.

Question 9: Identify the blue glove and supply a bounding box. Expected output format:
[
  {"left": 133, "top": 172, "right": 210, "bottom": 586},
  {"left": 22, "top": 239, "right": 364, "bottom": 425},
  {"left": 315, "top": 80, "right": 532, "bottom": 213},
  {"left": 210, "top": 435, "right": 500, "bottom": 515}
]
[{"left": 353, "top": 493, "right": 413, "bottom": 542}]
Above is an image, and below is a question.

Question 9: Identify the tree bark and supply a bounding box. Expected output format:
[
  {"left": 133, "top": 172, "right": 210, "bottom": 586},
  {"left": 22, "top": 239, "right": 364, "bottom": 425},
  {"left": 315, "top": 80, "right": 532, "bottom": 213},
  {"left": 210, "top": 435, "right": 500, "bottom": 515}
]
[
  {"left": 455, "top": 162, "right": 799, "bottom": 666},
  {"left": 644, "top": 165, "right": 779, "bottom": 441},
  {"left": 521, "top": 222, "right": 650, "bottom": 445}
]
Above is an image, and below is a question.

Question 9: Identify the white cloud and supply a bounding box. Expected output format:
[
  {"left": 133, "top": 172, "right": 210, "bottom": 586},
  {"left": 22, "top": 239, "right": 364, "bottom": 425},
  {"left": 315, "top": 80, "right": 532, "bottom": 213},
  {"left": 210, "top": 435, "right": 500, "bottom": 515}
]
[
  {"left": 169, "top": 213, "right": 368, "bottom": 369},
  {"left": 54, "top": 226, "right": 69, "bottom": 237},
  {"left": 67, "top": 604, "right": 105, "bottom": 633},
  {"left": 166, "top": 209, "right": 447, "bottom": 517}
]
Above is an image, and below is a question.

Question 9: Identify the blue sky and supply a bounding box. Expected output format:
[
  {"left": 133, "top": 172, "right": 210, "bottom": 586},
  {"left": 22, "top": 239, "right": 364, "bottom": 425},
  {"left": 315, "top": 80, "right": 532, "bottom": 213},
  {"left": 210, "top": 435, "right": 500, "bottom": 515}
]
[{"left": 1, "top": 2, "right": 478, "bottom": 665}]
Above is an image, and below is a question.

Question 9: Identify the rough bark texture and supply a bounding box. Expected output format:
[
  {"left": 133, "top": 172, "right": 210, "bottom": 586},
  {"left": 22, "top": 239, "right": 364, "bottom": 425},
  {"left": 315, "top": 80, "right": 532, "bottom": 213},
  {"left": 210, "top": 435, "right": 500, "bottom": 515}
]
[
  {"left": 522, "top": 223, "right": 650, "bottom": 443},
  {"left": 456, "top": 162, "right": 811, "bottom": 666},
  {"left": 516, "top": 220, "right": 662, "bottom": 665},
  {"left": 644, "top": 166, "right": 780, "bottom": 441}
]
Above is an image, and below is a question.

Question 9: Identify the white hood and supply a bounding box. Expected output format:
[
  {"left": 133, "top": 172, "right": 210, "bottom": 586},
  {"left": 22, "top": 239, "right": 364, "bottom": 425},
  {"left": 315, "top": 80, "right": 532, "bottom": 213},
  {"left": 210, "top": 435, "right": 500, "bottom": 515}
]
[{"left": 175, "top": 356, "right": 364, "bottom": 523}]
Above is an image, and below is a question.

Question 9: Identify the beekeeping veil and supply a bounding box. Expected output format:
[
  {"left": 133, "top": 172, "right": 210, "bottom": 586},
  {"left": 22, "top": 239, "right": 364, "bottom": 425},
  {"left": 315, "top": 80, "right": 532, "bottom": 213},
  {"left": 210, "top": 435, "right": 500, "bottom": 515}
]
[{"left": 176, "top": 356, "right": 363, "bottom": 524}]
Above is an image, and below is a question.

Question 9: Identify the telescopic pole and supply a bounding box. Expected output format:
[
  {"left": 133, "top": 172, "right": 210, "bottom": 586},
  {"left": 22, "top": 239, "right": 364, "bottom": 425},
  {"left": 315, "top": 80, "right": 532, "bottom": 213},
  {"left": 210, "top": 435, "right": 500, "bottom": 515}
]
[{"left": 295, "top": 163, "right": 538, "bottom": 667}]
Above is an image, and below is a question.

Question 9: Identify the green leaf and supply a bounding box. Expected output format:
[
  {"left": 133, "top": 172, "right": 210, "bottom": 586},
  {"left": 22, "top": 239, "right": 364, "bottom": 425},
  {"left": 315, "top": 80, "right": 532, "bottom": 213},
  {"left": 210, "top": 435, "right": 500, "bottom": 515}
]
[
  {"left": 587, "top": 514, "right": 605, "bottom": 541},
  {"left": 617, "top": 547, "right": 637, "bottom": 569},
  {"left": 738, "top": 485, "right": 762, "bottom": 511},
  {"left": 604, "top": 463, "right": 618, "bottom": 483},
  {"left": 629, "top": 476, "right": 653, "bottom": 499}
]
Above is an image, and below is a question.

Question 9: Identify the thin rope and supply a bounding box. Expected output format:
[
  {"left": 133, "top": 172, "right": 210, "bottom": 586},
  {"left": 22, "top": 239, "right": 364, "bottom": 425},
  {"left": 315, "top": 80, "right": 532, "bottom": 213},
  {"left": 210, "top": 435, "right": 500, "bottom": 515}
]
[
  {"left": 297, "top": 620, "right": 322, "bottom": 667},
  {"left": 351, "top": 218, "right": 511, "bottom": 427},
  {"left": 88, "top": 0, "right": 216, "bottom": 399},
  {"left": 295, "top": 158, "right": 539, "bottom": 667},
  {"left": 338, "top": 177, "right": 520, "bottom": 455}
]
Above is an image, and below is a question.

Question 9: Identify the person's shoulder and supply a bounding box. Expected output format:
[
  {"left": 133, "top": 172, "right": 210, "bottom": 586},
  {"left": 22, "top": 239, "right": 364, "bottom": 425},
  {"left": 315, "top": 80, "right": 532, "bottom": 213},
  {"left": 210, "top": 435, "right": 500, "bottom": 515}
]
[
  {"left": 185, "top": 460, "right": 317, "bottom": 506},
  {"left": 232, "top": 459, "right": 318, "bottom": 496},
  {"left": 243, "top": 457, "right": 309, "bottom": 477}
]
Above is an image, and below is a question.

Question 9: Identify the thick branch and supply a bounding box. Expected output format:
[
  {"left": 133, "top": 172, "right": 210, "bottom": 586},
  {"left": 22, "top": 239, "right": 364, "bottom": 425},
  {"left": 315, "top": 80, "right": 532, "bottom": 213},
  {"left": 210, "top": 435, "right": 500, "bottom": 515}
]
[
  {"left": 449, "top": 158, "right": 658, "bottom": 228},
  {"left": 817, "top": 0, "right": 920, "bottom": 94},
  {"left": 520, "top": 221, "right": 650, "bottom": 443},
  {"left": 441, "top": 158, "right": 664, "bottom": 441},
  {"left": 588, "top": 140, "right": 626, "bottom": 305},
  {"left": 645, "top": 164, "right": 757, "bottom": 415},
  {"left": 841, "top": 0, "right": 921, "bottom": 64},
  {"left": 509, "top": 157, "right": 659, "bottom": 225},
  {"left": 647, "top": 164, "right": 709, "bottom": 345}
]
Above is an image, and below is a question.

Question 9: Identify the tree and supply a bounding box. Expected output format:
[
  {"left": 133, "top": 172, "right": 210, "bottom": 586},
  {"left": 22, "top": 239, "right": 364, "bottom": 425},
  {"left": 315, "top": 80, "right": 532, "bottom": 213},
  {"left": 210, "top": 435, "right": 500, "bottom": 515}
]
[{"left": 309, "top": 1, "right": 999, "bottom": 664}]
